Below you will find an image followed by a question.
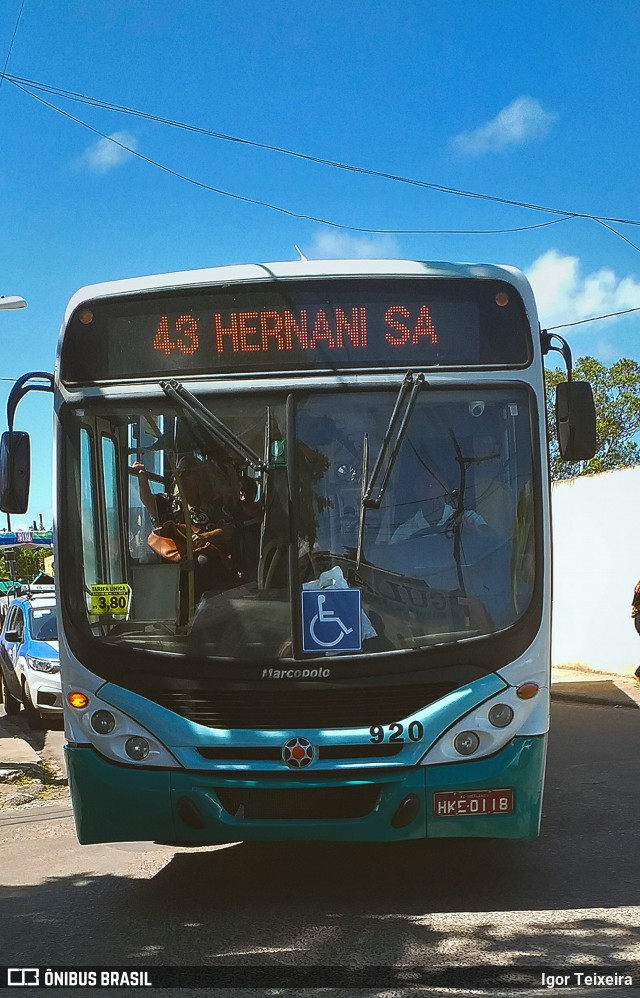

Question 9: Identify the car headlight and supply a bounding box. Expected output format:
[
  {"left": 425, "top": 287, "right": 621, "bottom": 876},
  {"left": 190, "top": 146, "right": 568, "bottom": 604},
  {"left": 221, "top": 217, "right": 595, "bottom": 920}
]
[{"left": 27, "top": 657, "right": 60, "bottom": 674}]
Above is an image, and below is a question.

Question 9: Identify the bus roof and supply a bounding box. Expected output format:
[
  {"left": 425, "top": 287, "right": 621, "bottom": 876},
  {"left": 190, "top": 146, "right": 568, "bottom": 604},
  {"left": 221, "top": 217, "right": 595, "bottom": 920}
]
[{"left": 63, "top": 259, "right": 536, "bottom": 322}]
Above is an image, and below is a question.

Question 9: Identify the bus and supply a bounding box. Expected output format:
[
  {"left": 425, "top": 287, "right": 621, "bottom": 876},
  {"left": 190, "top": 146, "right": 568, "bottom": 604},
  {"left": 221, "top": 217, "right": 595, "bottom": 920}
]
[{"left": 0, "top": 259, "right": 595, "bottom": 845}]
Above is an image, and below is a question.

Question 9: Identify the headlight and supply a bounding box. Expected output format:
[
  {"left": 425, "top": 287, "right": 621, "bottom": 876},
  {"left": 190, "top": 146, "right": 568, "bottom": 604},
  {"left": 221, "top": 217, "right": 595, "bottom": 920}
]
[
  {"left": 420, "top": 683, "right": 546, "bottom": 766},
  {"left": 91, "top": 710, "right": 116, "bottom": 735},
  {"left": 125, "top": 736, "right": 150, "bottom": 761},
  {"left": 453, "top": 731, "right": 480, "bottom": 756},
  {"left": 67, "top": 692, "right": 180, "bottom": 768},
  {"left": 488, "top": 703, "right": 514, "bottom": 728},
  {"left": 27, "top": 657, "right": 60, "bottom": 674}
]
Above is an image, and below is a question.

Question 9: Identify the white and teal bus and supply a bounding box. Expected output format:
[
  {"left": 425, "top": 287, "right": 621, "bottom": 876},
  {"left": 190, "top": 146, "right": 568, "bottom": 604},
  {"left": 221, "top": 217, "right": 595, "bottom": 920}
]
[{"left": 0, "top": 260, "right": 595, "bottom": 844}]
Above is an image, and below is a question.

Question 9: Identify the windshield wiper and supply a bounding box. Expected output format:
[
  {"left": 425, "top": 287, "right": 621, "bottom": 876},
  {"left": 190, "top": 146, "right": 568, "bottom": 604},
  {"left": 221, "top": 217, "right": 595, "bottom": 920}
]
[
  {"left": 355, "top": 431, "right": 369, "bottom": 568},
  {"left": 161, "top": 380, "right": 265, "bottom": 477},
  {"left": 355, "top": 372, "right": 425, "bottom": 568},
  {"left": 363, "top": 372, "right": 425, "bottom": 509}
]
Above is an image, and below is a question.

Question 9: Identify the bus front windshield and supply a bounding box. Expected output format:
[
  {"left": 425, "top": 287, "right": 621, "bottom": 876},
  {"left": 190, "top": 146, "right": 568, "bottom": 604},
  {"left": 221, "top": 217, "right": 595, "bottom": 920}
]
[{"left": 64, "top": 386, "right": 537, "bottom": 665}]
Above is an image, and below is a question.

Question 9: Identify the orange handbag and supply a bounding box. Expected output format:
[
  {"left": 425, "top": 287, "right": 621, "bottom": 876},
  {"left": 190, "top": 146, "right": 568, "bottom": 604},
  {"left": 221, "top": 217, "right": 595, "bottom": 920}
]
[{"left": 147, "top": 522, "right": 227, "bottom": 563}]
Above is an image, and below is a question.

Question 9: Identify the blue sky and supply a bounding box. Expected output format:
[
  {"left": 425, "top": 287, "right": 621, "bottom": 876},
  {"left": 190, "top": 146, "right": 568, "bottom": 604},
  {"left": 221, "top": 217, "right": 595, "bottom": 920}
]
[{"left": 1, "top": 0, "right": 639, "bottom": 527}]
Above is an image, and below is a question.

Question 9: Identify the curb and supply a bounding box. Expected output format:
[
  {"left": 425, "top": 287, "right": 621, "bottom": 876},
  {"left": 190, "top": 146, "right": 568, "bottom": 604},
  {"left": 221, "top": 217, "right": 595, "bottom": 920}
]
[
  {"left": 0, "top": 735, "right": 41, "bottom": 769},
  {"left": 551, "top": 673, "right": 640, "bottom": 710},
  {"left": 551, "top": 689, "right": 637, "bottom": 708}
]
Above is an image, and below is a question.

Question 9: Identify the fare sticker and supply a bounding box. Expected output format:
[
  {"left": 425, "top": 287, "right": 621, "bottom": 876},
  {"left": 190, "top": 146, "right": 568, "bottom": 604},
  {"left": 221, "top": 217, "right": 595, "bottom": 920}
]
[{"left": 90, "top": 583, "right": 131, "bottom": 615}]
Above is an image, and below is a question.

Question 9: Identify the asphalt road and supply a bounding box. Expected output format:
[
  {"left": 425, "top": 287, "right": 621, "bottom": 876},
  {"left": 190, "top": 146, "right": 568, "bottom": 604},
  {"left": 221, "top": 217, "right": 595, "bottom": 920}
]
[{"left": 0, "top": 699, "right": 639, "bottom": 996}]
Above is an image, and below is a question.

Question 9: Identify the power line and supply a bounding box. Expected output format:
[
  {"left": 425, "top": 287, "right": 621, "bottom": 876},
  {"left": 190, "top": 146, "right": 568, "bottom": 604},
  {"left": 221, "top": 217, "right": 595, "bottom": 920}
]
[
  {"left": 3, "top": 70, "right": 640, "bottom": 230},
  {"left": 0, "top": 1, "right": 25, "bottom": 95},
  {"left": 2, "top": 74, "right": 639, "bottom": 333},
  {"left": 546, "top": 305, "right": 640, "bottom": 330},
  {"left": 593, "top": 217, "right": 640, "bottom": 257},
  {"left": 4, "top": 79, "right": 572, "bottom": 236}
]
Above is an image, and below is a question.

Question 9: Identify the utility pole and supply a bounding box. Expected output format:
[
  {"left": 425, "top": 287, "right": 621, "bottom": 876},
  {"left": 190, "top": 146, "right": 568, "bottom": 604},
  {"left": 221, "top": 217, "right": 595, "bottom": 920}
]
[{"left": 5, "top": 549, "right": 16, "bottom": 582}]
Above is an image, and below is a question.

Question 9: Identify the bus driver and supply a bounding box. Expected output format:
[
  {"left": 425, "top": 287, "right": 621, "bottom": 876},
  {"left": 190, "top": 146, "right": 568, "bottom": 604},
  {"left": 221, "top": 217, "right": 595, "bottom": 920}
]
[{"left": 390, "top": 468, "right": 488, "bottom": 544}]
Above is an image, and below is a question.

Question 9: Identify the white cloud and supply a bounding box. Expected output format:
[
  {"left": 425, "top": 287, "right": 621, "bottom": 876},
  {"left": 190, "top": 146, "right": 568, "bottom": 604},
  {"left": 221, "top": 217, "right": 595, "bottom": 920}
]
[
  {"left": 594, "top": 338, "right": 620, "bottom": 363},
  {"left": 79, "top": 131, "right": 138, "bottom": 173},
  {"left": 450, "top": 97, "right": 556, "bottom": 156},
  {"left": 305, "top": 231, "right": 400, "bottom": 259},
  {"left": 526, "top": 250, "right": 640, "bottom": 329}
]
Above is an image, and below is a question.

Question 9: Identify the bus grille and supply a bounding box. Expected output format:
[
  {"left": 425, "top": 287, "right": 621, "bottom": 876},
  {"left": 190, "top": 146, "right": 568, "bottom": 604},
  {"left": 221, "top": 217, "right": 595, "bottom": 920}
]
[
  {"left": 197, "top": 743, "right": 403, "bottom": 761},
  {"left": 215, "top": 786, "right": 380, "bottom": 821},
  {"left": 149, "top": 683, "right": 456, "bottom": 729}
]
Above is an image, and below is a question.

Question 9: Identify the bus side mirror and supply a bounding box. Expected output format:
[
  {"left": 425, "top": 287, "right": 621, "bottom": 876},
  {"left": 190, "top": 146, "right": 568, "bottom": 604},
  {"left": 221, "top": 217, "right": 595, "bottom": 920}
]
[
  {"left": 0, "top": 431, "right": 31, "bottom": 513},
  {"left": 555, "top": 382, "right": 596, "bottom": 461}
]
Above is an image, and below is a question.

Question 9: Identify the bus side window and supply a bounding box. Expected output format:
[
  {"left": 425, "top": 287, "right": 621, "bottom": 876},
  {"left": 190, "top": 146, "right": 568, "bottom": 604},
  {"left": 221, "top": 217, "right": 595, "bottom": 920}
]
[
  {"left": 80, "top": 427, "right": 100, "bottom": 591},
  {"left": 101, "top": 435, "right": 125, "bottom": 584}
]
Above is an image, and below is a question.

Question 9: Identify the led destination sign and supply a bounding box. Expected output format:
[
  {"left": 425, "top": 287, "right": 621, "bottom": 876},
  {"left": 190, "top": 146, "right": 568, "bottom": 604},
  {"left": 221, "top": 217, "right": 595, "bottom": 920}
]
[
  {"left": 61, "top": 278, "right": 531, "bottom": 384},
  {"left": 150, "top": 303, "right": 439, "bottom": 357}
]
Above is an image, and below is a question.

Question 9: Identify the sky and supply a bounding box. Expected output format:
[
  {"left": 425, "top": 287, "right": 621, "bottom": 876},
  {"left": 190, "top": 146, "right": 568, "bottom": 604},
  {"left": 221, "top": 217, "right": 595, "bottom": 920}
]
[{"left": 1, "top": 0, "right": 639, "bottom": 528}]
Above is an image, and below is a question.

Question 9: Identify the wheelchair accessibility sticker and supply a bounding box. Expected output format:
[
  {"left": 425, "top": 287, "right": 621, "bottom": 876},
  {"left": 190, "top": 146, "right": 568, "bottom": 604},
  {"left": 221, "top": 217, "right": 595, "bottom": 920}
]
[{"left": 301, "top": 589, "right": 362, "bottom": 653}]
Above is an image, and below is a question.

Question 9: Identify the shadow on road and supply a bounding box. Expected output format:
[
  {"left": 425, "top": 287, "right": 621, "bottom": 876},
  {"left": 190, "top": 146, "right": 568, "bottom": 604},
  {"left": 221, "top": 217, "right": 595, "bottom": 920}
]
[
  {"left": 552, "top": 676, "right": 640, "bottom": 709},
  {"left": 0, "top": 709, "right": 63, "bottom": 749},
  {"left": 0, "top": 705, "right": 639, "bottom": 979},
  {"left": 0, "top": 835, "right": 638, "bottom": 975}
]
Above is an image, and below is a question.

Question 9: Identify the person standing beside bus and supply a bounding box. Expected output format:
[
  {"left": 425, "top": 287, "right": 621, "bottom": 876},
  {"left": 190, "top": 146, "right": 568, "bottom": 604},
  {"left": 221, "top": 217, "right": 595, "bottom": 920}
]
[{"left": 632, "top": 580, "right": 640, "bottom": 681}]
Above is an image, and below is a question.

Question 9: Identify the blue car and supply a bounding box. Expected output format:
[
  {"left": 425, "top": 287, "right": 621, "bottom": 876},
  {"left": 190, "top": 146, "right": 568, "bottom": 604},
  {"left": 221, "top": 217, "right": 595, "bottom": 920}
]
[{"left": 0, "top": 587, "right": 60, "bottom": 729}]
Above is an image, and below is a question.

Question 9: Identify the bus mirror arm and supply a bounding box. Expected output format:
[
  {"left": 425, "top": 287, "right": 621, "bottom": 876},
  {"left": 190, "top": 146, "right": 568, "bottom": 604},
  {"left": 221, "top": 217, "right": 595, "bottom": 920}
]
[
  {"left": 5, "top": 371, "right": 54, "bottom": 434},
  {"left": 540, "top": 330, "right": 573, "bottom": 379},
  {"left": 541, "top": 331, "right": 596, "bottom": 462}
]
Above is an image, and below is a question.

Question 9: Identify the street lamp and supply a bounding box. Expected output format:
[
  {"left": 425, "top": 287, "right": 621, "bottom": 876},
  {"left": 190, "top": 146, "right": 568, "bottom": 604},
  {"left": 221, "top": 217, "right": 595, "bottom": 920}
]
[{"left": 0, "top": 295, "right": 27, "bottom": 310}]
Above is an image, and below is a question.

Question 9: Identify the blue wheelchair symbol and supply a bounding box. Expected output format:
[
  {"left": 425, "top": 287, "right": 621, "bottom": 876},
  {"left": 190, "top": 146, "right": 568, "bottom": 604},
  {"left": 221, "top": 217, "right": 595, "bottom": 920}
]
[{"left": 301, "top": 589, "right": 362, "bottom": 653}]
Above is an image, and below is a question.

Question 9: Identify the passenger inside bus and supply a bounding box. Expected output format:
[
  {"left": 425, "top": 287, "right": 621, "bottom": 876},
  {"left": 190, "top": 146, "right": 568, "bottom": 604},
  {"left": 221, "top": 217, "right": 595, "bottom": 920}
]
[{"left": 130, "top": 455, "right": 240, "bottom": 603}]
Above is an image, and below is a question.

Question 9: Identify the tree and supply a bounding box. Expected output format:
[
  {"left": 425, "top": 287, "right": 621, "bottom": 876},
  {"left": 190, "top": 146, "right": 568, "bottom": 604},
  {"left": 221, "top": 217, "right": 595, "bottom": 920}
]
[
  {"left": 0, "top": 546, "right": 48, "bottom": 582},
  {"left": 545, "top": 356, "right": 640, "bottom": 481}
]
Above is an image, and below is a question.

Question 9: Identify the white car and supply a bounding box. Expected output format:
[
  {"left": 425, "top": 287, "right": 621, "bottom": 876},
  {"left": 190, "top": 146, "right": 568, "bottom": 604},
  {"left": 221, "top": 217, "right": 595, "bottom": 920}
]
[{"left": 0, "top": 589, "right": 61, "bottom": 729}]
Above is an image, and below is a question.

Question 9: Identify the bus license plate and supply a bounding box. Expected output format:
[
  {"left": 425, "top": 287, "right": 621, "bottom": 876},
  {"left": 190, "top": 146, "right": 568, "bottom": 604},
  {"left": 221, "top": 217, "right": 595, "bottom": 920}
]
[{"left": 433, "top": 789, "right": 514, "bottom": 817}]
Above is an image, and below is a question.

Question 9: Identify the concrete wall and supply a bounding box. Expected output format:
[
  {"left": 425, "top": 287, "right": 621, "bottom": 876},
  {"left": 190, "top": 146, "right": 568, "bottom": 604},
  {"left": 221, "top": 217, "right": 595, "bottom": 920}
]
[{"left": 551, "top": 465, "right": 640, "bottom": 675}]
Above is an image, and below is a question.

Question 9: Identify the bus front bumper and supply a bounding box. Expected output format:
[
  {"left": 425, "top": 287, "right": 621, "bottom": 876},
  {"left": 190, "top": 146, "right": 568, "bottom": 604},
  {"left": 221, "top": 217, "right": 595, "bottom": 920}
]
[{"left": 65, "top": 735, "right": 546, "bottom": 845}]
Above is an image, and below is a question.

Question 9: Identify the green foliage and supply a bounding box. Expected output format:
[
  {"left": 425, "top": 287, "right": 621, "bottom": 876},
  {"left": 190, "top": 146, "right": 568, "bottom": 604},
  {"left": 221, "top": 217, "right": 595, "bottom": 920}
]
[
  {"left": 545, "top": 356, "right": 640, "bottom": 480},
  {"left": 0, "top": 546, "right": 48, "bottom": 582}
]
